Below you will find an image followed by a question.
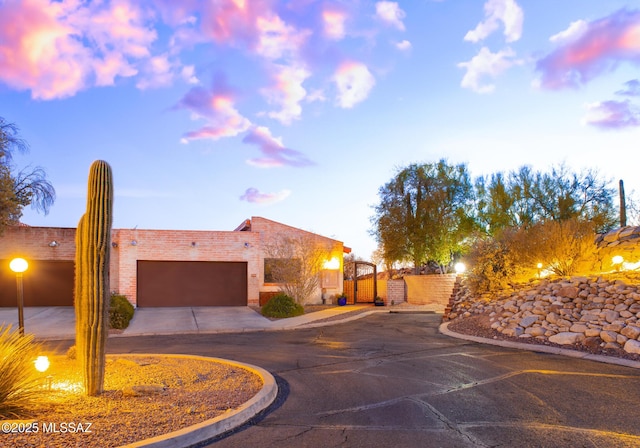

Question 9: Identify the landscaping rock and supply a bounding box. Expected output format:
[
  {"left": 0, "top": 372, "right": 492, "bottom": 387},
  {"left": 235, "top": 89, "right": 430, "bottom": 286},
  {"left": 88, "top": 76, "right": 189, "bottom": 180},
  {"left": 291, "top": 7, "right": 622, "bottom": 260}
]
[
  {"left": 624, "top": 340, "right": 640, "bottom": 355},
  {"left": 548, "top": 332, "right": 584, "bottom": 345}
]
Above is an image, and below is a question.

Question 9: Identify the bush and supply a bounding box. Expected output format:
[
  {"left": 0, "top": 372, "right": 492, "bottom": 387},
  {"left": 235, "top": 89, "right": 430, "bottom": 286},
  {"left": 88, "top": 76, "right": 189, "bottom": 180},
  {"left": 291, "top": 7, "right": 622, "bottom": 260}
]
[
  {"left": 261, "top": 293, "right": 304, "bottom": 318},
  {"left": 0, "top": 325, "right": 45, "bottom": 418},
  {"left": 109, "top": 294, "right": 135, "bottom": 330}
]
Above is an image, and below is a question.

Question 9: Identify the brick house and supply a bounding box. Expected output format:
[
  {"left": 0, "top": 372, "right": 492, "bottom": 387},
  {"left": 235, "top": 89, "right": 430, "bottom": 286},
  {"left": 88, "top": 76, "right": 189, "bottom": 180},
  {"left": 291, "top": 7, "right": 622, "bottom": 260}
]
[{"left": 0, "top": 217, "right": 346, "bottom": 307}]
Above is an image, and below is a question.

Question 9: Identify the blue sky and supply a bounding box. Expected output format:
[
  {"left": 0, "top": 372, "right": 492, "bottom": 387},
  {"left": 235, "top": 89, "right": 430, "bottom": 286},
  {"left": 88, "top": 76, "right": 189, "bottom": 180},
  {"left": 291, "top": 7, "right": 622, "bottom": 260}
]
[{"left": 2, "top": 0, "right": 639, "bottom": 259}]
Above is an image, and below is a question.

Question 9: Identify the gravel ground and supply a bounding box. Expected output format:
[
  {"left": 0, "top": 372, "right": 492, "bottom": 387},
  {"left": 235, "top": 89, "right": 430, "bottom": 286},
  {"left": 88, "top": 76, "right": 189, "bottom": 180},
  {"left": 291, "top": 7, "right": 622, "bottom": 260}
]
[
  {"left": 448, "top": 313, "right": 640, "bottom": 363},
  {"left": 7, "top": 355, "right": 262, "bottom": 448}
]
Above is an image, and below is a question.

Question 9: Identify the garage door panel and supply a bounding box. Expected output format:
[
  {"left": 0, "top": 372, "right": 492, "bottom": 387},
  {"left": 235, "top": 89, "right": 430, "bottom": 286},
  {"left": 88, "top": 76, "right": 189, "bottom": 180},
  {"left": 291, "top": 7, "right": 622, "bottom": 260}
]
[
  {"left": 0, "top": 260, "right": 74, "bottom": 307},
  {"left": 137, "top": 261, "right": 247, "bottom": 307}
]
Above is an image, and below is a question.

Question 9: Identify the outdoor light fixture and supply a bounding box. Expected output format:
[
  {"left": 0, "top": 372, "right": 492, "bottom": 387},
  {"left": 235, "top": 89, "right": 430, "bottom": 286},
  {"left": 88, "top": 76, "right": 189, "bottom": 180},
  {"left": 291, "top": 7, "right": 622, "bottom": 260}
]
[
  {"left": 112, "top": 242, "right": 118, "bottom": 248},
  {"left": 34, "top": 356, "right": 50, "bottom": 373},
  {"left": 49, "top": 241, "right": 58, "bottom": 247},
  {"left": 613, "top": 255, "right": 624, "bottom": 272},
  {"left": 9, "top": 258, "right": 28, "bottom": 336},
  {"left": 323, "top": 257, "right": 340, "bottom": 270},
  {"left": 244, "top": 242, "right": 251, "bottom": 248},
  {"left": 454, "top": 262, "right": 466, "bottom": 274},
  {"left": 131, "top": 240, "right": 137, "bottom": 246}
]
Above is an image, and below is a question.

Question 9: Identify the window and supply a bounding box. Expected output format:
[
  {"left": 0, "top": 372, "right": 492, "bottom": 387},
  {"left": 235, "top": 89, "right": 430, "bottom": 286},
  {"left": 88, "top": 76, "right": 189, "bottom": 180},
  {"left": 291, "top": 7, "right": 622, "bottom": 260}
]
[{"left": 264, "top": 258, "right": 301, "bottom": 283}]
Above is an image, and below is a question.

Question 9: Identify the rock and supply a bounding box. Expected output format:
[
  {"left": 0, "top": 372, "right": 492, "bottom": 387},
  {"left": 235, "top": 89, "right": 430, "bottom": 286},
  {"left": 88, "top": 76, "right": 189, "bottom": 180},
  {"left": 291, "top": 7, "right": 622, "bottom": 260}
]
[
  {"left": 502, "top": 326, "right": 524, "bottom": 337},
  {"left": 546, "top": 312, "right": 559, "bottom": 324},
  {"left": 520, "top": 315, "right": 539, "bottom": 328},
  {"left": 603, "top": 323, "right": 623, "bottom": 332},
  {"left": 525, "top": 326, "right": 545, "bottom": 337},
  {"left": 600, "top": 331, "right": 618, "bottom": 343},
  {"left": 585, "top": 328, "right": 601, "bottom": 337},
  {"left": 602, "top": 310, "right": 620, "bottom": 323},
  {"left": 621, "top": 325, "right": 640, "bottom": 340},
  {"left": 549, "top": 332, "right": 584, "bottom": 345},
  {"left": 624, "top": 339, "right": 640, "bottom": 355},
  {"left": 569, "top": 324, "right": 588, "bottom": 333},
  {"left": 558, "top": 286, "right": 578, "bottom": 299}
]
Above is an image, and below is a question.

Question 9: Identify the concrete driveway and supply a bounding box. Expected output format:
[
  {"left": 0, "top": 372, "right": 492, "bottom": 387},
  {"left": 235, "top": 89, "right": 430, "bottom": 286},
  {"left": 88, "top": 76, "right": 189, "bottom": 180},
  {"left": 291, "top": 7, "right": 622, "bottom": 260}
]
[{"left": 90, "top": 313, "right": 640, "bottom": 448}]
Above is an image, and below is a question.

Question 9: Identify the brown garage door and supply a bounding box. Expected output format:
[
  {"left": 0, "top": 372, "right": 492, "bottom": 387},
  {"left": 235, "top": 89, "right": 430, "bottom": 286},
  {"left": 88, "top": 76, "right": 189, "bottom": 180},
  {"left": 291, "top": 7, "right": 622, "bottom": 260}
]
[
  {"left": 137, "top": 261, "right": 247, "bottom": 307},
  {"left": 0, "top": 260, "right": 74, "bottom": 307}
]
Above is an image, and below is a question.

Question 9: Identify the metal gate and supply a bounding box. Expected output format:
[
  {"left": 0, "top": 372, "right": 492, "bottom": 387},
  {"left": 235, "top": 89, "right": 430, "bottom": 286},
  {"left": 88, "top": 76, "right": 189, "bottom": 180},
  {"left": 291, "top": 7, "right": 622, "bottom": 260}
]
[{"left": 344, "top": 261, "right": 377, "bottom": 304}]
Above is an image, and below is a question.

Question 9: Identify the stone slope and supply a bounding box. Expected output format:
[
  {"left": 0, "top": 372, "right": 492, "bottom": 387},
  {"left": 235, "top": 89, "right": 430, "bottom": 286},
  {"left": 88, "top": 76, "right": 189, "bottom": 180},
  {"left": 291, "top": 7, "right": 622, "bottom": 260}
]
[{"left": 448, "top": 274, "right": 640, "bottom": 355}]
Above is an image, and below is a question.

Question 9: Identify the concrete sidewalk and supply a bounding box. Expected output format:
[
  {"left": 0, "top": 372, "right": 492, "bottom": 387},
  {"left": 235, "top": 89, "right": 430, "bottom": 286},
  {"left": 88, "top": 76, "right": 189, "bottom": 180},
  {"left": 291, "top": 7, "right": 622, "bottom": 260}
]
[{"left": 0, "top": 304, "right": 444, "bottom": 340}]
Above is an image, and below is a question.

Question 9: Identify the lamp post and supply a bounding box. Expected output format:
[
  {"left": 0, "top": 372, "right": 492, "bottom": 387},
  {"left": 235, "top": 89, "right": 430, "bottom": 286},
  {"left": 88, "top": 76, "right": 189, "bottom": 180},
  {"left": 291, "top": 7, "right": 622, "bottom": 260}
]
[{"left": 9, "top": 258, "right": 28, "bottom": 336}]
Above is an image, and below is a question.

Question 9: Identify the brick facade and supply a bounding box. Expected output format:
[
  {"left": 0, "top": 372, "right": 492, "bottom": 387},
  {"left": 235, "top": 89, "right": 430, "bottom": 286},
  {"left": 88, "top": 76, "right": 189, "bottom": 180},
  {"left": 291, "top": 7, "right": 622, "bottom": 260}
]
[
  {"left": 403, "top": 274, "right": 457, "bottom": 306},
  {"left": 0, "top": 216, "right": 344, "bottom": 307}
]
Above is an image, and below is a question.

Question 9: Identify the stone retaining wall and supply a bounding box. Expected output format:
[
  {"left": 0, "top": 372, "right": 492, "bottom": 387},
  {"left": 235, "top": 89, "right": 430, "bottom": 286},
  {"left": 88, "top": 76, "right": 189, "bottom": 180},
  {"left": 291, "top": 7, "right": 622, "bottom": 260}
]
[{"left": 449, "top": 274, "right": 640, "bottom": 355}]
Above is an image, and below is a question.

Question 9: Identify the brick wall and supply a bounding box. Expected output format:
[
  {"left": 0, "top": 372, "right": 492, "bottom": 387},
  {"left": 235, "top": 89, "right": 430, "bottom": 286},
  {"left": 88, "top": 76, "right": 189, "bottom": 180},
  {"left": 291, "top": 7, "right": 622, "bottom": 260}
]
[
  {"left": 1, "top": 218, "right": 345, "bottom": 308},
  {"left": 0, "top": 226, "right": 76, "bottom": 262},
  {"left": 386, "top": 279, "right": 406, "bottom": 304},
  {"left": 248, "top": 217, "right": 344, "bottom": 304},
  {"left": 404, "top": 274, "right": 457, "bottom": 306}
]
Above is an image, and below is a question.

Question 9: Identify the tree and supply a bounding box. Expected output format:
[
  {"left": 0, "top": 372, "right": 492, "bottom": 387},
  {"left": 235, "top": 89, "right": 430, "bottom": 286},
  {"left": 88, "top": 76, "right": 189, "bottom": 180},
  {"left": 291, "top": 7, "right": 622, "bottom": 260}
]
[
  {"left": 0, "top": 118, "right": 55, "bottom": 231},
  {"left": 263, "top": 234, "right": 330, "bottom": 305},
  {"left": 475, "top": 164, "right": 616, "bottom": 235},
  {"left": 371, "top": 160, "right": 475, "bottom": 272}
]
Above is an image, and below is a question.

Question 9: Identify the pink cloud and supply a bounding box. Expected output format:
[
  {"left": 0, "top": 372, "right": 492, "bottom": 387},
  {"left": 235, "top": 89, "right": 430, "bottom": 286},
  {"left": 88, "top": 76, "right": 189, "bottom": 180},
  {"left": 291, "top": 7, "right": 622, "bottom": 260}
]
[
  {"left": 333, "top": 61, "right": 376, "bottom": 108},
  {"left": 177, "top": 75, "right": 251, "bottom": 142},
  {"left": 583, "top": 100, "right": 640, "bottom": 129},
  {"left": 0, "top": 0, "right": 157, "bottom": 99},
  {"left": 242, "top": 126, "right": 314, "bottom": 168},
  {"left": 0, "top": 0, "right": 91, "bottom": 99},
  {"left": 261, "top": 64, "right": 310, "bottom": 125},
  {"left": 536, "top": 9, "right": 640, "bottom": 89},
  {"left": 240, "top": 187, "right": 291, "bottom": 204},
  {"left": 322, "top": 9, "right": 347, "bottom": 40}
]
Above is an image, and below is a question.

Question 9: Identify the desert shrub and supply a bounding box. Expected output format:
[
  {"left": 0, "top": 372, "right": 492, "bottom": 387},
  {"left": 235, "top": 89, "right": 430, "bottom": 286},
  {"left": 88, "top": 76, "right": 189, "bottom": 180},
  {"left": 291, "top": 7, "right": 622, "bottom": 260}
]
[
  {"left": 0, "top": 325, "right": 45, "bottom": 418},
  {"left": 261, "top": 293, "right": 304, "bottom": 318},
  {"left": 109, "top": 294, "right": 135, "bottom": 330},
  {"left": 465, "top": 236, "right": 520, "bottom": 295}
]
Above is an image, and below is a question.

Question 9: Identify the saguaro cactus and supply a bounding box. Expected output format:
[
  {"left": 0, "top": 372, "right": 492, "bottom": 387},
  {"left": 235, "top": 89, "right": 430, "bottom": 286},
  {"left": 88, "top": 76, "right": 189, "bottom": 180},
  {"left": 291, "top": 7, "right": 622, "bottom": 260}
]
[{"left": 75, "top": 160, "right": 113, "bottom": 396}]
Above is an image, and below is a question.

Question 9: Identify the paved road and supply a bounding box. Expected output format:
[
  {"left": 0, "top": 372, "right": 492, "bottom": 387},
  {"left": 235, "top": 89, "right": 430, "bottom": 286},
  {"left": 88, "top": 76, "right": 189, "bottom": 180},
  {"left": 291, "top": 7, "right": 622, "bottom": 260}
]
[{"left": 51, "top": 313, "right": 640, "bottom": 447}]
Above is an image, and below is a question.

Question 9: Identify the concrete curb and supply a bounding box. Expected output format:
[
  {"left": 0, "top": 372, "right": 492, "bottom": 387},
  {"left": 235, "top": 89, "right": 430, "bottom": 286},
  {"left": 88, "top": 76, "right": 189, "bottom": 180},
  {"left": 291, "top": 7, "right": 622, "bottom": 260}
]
[
  {"left": 439, "top": 321, "right": 640, "bottom": 370},
  {"left": 117, "top": 354, "right": 278, "bottom": 448}
]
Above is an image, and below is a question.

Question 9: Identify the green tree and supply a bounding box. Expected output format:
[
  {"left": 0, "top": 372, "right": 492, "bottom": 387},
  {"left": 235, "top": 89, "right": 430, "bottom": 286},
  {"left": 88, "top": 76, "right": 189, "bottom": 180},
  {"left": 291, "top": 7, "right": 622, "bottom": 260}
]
[
  {"left": 0, "top": 118, "right": 55, "bottom": 231},
  {"left": 371, "top": 160, "right": 475, "bottom": 272},
  {"left": 476, "top": 164, "right": 616, "bottom": 235}
]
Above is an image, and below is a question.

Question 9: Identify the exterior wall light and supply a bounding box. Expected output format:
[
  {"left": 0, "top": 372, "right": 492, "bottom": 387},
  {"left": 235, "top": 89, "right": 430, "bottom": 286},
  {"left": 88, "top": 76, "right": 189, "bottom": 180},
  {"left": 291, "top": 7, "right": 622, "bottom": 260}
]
[
  {"left": 49, "top": 241, "right": 58, "bottom": 247},
  {"left": 612, "top": 255, "right": 624, "bottom": 272},
  {"left": 454, "top": 262, "right": 466, "bottom": 274},
  {"left": 323, "top": 257, "right": 340, "bottom": 270}
]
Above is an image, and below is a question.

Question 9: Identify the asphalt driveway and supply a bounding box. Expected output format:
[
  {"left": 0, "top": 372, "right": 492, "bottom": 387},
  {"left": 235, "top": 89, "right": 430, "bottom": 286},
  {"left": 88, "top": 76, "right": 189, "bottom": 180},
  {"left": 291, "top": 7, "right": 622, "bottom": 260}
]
[{"left": 48, "top": 313, "right": 640, "bottom": 447}]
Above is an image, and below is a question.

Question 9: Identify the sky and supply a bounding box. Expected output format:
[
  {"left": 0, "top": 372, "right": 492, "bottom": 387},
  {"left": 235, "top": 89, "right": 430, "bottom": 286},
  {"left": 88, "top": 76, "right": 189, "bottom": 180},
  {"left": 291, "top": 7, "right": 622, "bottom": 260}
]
[{"left": 1, "top": 0, "right": 639, "bottom": 260}]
